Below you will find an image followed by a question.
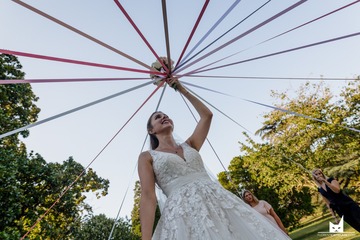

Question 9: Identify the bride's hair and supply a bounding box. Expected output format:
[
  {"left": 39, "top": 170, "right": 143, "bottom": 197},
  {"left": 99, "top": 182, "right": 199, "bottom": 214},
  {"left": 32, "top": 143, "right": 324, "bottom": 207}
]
[{"left": 147, "top": 111, "right": 160, "bottom": 150}]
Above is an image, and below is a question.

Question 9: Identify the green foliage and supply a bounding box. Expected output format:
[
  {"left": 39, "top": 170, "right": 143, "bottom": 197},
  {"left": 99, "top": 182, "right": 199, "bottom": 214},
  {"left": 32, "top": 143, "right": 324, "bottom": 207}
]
[
  {"left": 0, "top": 54, "right": 40, "bottom": 147},
  {"left": 73, "top": 214, "right": 140, "bottom": 240},
  {"left": 131, "top": 181, "right": 141, "bottom": 238},
  {"left": 0, "top": 55, "right": 110, "bottom": 239},
  {"left": 258, "top": 80, "right": 360, "bottom": 197},
  {"left": 220, "top": 80, "right": 360, "bottom": 230},
  {"left": 220, "top": 144, "right": 313, "bottom": 229},
  {"left": 0, "top": 152, "right": 110, "bottom": 239},
  {"left": 131, "top": 180, "right": 161, "bottom": 238}
]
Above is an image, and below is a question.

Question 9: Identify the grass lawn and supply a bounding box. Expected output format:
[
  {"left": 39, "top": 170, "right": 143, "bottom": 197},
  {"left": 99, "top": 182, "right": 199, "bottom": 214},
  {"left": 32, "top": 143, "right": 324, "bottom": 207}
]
[{"left": 289, "top": 214, "right": 360, "bottom": 240}]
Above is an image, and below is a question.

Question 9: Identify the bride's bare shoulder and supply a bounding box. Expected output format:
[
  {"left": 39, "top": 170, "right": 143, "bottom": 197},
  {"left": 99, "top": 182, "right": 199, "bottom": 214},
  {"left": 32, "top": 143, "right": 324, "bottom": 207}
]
[{"left": 138, "top": 151, "right": 152, "bottom": 163}]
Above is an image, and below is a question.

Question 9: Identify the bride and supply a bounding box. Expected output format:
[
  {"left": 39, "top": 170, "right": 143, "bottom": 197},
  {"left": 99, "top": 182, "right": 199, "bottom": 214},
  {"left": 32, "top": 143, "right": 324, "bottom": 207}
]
[{"left": 137, "top": 76, "right": 291, "bottom": 240}]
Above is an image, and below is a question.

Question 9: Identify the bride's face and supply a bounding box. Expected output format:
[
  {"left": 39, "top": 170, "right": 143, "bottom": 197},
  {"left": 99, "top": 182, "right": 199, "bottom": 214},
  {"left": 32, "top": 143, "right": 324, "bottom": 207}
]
[{"left": 150, "top": 112, "right": 174, "bottom": 134}]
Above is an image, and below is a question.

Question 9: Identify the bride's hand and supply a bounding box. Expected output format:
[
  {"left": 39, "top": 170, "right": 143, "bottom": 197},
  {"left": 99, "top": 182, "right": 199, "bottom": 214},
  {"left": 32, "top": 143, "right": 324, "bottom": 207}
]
[{"left": 166, "top": 76, "right": 182, "bottom": 91}]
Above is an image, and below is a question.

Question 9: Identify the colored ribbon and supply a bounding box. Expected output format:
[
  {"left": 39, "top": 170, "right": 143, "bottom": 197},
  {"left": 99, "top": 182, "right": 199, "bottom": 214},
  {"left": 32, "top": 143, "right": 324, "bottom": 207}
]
[
  {"left": 175, "top": 0, "right": 307, "bottom": 74},
  {"left": 12, "top": 0, "right": 152, "bottom": 70},
  {"left": 182, "top": 82, "right": 360, "bottom": 133},
  {"left": 175, "top": 0, "right": 210, "bottom": 67},
  {"left": 0, "top": 77, "right": 149, "bottom": 84},
  {"left": 0, "top": 81, "right": 153, "bottom": 140},
  {"left": 0, "top": 49, "right": 163, "bottom": 75}
]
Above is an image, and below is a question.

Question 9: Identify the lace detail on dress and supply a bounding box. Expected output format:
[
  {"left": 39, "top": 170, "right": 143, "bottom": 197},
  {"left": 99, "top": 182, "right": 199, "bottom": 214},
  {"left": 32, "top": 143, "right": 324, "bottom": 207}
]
[
  {"left": 149, "top": 143, "right": 291, "bottom": 240},
  {"left": 149, "top": 142, "right": 207, "bottom": 191}
]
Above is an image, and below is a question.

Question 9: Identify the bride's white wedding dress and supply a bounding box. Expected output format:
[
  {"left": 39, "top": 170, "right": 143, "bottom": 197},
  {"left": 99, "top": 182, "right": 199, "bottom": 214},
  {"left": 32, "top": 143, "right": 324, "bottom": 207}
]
[{"left": 148, "top": 142, "right": 291, "bottom": 240}]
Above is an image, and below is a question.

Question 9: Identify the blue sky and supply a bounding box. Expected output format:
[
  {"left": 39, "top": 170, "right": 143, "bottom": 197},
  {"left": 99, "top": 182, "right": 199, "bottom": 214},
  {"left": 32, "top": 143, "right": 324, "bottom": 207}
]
[{"left": 1, "top": 0, "right": 360, "bottom": 220}]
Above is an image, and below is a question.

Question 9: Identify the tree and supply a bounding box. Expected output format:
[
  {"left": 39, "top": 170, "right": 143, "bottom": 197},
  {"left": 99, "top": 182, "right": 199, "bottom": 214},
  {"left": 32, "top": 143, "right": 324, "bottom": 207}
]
[
  {"left": 0, "top": 55, "right": 110, "bottom": 239},
  {"left": 219, "top": 80, "right": 360, "bottom": 229},
  {"left": 257, "top": 81, "right": 360, "bottom": 196},
  {"left": 1, "top": 152, "right": 110, "bottom": 239},
  {"left": 219, "top": 139, "right": 313, "bottom": 229},
  {"left": 1, "top": 53, "right": 41, "bottom": 239},
  {"left": 131, "top": 181, "right": 142, "bottom": 238},
  {"left": 131, "top": 180, "right": 161, "bottom": 238},
  {"left": 73, "top": 214, "right": 140, "bottom": 240},
  {"left": 0, "top": 54, "right": 40, "bottom": 148}
]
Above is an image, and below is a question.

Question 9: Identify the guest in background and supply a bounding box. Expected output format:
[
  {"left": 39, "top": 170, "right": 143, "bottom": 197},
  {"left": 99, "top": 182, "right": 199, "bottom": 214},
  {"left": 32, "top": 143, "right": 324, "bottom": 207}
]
[
  {"left": 312, "top": 168, "right": 360, "bottom": 232},
  {"left": 242, "top": 189, "right": 289, "bottom": 235}
]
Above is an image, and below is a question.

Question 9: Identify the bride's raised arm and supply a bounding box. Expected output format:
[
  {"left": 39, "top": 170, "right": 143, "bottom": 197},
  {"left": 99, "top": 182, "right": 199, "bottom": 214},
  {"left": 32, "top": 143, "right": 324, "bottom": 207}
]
[{"left": 166, "top": 77, "right": 213, "bottom": 151}]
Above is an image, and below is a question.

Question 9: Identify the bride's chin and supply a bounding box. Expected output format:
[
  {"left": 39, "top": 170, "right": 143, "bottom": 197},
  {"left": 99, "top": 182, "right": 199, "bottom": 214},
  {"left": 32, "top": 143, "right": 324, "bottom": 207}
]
[{"left": 158, "top": 125, "right": 173, "bottom": 134}]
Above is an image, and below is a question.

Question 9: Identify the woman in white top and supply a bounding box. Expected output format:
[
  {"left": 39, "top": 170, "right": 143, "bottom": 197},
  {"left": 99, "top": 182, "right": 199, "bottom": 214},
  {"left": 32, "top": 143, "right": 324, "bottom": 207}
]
[{"left": 242, "top": 190, "right": 289, "bottom": 235}]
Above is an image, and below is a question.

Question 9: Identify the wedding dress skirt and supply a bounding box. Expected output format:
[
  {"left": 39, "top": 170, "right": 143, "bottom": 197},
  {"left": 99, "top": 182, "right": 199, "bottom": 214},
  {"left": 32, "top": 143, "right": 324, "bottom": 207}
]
[{"left": 149, "top": 142, "right": 291, "bottom": 240}]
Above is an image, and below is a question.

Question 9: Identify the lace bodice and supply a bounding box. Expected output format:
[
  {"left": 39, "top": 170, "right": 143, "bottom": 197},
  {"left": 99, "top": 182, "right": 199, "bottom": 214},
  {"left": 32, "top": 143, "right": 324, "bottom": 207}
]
[
  {"left": 148, "top": 143, "right": 292, "bottom": 240},
  {"left": 149, "top": 142, "right": 207, "bottom": 197}
]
